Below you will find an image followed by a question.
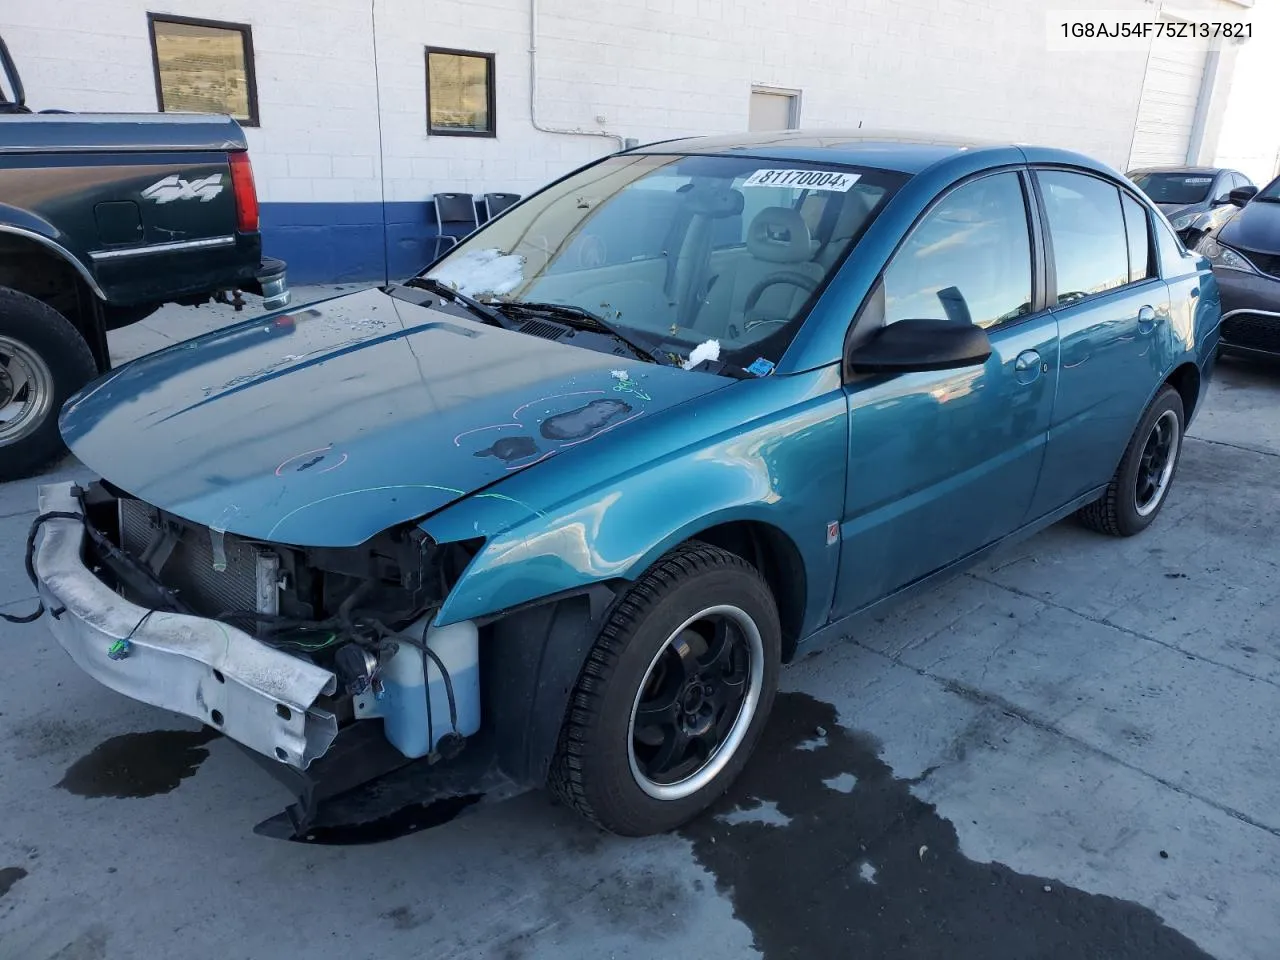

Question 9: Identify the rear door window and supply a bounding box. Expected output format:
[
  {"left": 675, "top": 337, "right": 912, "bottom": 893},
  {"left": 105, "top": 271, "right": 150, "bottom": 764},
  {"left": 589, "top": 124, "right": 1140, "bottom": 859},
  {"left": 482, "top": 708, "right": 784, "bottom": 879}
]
[{"left": 1037, "top": 170, "right": 1130, "bottom": 304}]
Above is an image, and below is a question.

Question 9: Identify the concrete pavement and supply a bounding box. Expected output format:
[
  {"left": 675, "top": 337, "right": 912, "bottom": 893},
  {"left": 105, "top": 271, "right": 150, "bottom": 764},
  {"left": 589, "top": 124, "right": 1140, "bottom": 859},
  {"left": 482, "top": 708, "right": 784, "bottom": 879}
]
[{"left": 1, "top": 299, "right": 1277, "bottom": 959}]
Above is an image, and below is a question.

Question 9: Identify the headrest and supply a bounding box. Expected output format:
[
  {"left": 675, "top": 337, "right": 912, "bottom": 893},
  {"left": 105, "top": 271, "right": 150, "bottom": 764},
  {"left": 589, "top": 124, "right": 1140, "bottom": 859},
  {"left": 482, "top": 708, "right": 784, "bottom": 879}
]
[
  {"left": 829, "top": 190, "right": 874, "bottom": 243},
  {"left": 747, "top": 206, "right": 814, "bottom": 264},
  {"left": 682, "top": 184, "right": 745, "bottom": 218}
]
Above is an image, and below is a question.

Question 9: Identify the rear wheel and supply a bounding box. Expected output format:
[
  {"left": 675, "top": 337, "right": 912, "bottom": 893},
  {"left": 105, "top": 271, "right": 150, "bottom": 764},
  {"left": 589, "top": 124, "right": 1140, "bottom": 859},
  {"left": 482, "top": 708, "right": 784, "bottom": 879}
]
[
  {"left": 549, "top": 542, "right": 781, "bottom": 835},
  {"left": 0, "top": 287, "right": 97, "bottom": 482},
  {"left": 1077, "top": 385, "right": 1184, "bottom": 537}
]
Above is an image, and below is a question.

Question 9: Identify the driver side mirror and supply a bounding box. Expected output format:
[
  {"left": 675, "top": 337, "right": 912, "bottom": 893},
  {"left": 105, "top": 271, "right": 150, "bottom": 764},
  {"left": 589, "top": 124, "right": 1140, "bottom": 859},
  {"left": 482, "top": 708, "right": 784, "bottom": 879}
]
[
  {"left": 1228, "top": 186, "right": 1258, "bottom": 208},
  {"left": 845, "top": 317, "right": 992, "bottom": 375}
]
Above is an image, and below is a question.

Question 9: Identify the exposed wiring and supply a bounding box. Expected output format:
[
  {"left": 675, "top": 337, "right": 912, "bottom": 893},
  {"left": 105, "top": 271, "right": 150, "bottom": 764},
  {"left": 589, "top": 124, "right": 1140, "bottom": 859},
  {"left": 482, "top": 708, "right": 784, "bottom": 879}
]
[{"left": 1, "top": 510, "right": 84, "bottom": 624}]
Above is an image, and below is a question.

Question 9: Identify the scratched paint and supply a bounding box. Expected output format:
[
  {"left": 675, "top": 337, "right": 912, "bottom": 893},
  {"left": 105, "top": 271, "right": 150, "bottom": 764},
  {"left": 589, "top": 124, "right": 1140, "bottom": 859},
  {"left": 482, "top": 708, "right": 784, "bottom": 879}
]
[
  {"left": 458, "top": 387, "right": 646, "bottom": 474},
  {"left": 474, "top": 436, "right": 539, "bottom": 462},
  {"left": 540, "top": 399, "right": 633, "bottom": 441},
  {"left": 275, "top": 445, "right": 348, "bottom": 477}
]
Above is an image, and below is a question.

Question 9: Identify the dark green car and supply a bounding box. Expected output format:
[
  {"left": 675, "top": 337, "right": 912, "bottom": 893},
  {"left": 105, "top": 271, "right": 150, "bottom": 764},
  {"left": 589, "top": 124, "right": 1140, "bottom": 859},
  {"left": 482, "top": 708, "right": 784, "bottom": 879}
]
[{"left": 0, "top": 36, "right": 287, "bottom": 480}]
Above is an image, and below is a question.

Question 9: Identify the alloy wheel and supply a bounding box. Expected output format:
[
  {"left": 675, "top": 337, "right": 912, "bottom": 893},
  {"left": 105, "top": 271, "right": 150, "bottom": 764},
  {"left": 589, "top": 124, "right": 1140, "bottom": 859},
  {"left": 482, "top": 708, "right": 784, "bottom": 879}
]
[
  {"left": 627, "top": 604, "right": 764, "bottom": 801},
  {"left": 1135, "top": 409, "right": 1180, "bottom": 517}
]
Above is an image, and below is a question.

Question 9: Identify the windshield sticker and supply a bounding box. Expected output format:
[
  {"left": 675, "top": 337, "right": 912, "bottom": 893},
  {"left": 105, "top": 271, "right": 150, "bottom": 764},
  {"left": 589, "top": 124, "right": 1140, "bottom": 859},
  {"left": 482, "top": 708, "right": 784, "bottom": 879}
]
[
  {"left": 1184, "top": 177, "right": 1213, "bottom": 184},
  {"left": 426, "top": 248, "right": 525, "bottom": 298},
  {"left": 742, "top": 169, "right": 860, "bottom": 192}
]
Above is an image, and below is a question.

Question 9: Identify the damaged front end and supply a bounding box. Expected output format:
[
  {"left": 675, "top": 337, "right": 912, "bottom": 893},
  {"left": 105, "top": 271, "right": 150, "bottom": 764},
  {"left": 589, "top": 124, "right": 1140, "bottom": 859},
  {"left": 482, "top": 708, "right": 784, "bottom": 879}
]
[{"left": 33, "top": 479, "right": 488, "bottom": 831}]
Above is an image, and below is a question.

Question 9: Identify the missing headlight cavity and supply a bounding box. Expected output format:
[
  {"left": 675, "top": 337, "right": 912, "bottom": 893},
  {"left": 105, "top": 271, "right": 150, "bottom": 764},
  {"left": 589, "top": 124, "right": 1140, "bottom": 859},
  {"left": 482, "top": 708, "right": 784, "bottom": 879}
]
[{"left": 83, "top": 481, "right": 481, "bottom": 683}]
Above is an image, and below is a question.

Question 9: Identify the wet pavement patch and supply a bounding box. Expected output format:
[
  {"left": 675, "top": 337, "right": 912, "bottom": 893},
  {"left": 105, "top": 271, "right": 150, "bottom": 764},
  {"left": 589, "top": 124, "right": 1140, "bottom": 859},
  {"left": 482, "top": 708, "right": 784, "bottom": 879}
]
[
  {"left": 0, "top": 867, "right": 27, "bottom": 899},
  {"left": 680, "top": 692, "right": 1212, "bottom": 959},
  {"left": 288, "top": 793, "right": 484, "bottom": 845},
  {"left": 56, "top": 729, "right": 219, "bottom": 799}
]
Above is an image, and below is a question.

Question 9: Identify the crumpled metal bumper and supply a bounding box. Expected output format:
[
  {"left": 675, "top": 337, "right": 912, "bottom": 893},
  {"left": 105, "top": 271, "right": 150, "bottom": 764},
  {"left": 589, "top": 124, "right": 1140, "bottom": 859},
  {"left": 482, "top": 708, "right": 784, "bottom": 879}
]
[{"left": 33, "top": 482, "right": 337, "bottom": 769}]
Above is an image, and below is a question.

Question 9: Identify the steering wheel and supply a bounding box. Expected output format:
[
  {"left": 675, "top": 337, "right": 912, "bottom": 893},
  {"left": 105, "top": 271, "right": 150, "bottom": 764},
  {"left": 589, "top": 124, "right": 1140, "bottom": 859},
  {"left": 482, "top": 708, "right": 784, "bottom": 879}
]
[{"left": 742, "top": 272, "right": 819, "bottom": 315}]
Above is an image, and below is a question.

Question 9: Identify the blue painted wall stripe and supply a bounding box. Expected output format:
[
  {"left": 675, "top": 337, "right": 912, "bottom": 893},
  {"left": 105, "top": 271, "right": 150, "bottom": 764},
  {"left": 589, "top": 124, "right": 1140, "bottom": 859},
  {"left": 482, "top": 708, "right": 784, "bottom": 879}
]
[{"left": 259, "top": 199, "right": 485, "bottom": 285}]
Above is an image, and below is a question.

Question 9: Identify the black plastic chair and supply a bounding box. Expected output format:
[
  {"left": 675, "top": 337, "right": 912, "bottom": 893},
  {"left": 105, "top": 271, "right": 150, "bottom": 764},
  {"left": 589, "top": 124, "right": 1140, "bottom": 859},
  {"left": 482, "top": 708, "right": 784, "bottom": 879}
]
[
  {"left": 483, "top": 192, "right": 521, "bottom": 222},
  {"left": 432, "top": 193, "right": 480, "bottom": 252}
]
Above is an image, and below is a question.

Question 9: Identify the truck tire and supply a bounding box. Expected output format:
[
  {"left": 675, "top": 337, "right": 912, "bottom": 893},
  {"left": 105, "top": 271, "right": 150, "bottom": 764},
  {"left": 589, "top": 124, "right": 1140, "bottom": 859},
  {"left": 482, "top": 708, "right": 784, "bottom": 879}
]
[
  {"left": 0, "top": 287, "right": 98, "bottom": 482},
  {"left": 549, "top": 542, "right": 781, "bottom": 836}
]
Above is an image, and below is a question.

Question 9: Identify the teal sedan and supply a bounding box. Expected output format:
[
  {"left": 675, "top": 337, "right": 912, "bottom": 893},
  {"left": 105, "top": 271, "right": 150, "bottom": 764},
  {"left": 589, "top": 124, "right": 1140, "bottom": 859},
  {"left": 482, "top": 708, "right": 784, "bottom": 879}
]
[{"left": 26, "top": 131, "right": 1221, "bottom": 837}]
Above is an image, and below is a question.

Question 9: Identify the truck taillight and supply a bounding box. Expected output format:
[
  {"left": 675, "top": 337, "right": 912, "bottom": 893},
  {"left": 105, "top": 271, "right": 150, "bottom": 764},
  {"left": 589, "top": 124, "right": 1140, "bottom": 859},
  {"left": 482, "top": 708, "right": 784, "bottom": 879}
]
[{"left": 229, "top": 151, "right": 259, "bottom": 233}]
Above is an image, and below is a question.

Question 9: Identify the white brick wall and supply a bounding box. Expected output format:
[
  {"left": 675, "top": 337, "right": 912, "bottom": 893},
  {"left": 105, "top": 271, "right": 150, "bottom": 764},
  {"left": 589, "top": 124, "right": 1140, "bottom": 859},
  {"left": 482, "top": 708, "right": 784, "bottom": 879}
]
[{"left": 2, "top": 0, "right": 1251, "bottom": 205}]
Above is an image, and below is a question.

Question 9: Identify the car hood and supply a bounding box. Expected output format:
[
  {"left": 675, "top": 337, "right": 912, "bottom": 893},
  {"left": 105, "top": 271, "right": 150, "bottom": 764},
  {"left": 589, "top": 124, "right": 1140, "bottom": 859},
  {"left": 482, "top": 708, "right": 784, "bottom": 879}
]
[
  {"left": 61, "top": 287, "right": 726, "bottom": 545},
  {"left": 1217, "top": 200, "right": 1280, "bottom": 255},
  {"left": 1157, "top": 202, "right": 1202, "bottom": 220}
]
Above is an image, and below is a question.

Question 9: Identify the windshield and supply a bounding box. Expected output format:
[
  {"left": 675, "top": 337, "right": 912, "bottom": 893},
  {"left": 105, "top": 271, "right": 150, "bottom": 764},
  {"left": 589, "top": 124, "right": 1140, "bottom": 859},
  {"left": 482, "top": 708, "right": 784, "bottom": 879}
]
[
  {"left": 423, "top": 153, "right": 905, "bottom": 368},
  {"left": 1257, "top": 176, "right": 1280, "bottom": 201},
  {"left": 1131, "top": 172, "right": 1214, "bottom": 205}
]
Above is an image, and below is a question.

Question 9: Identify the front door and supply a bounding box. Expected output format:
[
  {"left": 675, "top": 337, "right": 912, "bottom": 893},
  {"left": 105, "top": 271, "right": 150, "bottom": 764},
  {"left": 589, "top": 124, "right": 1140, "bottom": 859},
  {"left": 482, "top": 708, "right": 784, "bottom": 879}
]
[
  {"left": 832, "top": 170, "right": 1059, "bottom": 618},
  {"left": 1026, "top": 169, "right": 1170, "bottom": 516}
]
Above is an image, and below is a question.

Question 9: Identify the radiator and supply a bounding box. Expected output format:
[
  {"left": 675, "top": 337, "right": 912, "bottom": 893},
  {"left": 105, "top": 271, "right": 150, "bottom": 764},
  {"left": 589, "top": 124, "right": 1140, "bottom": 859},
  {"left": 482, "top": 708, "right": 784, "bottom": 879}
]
[{"left": 118, "top": 498, "right": 279, "bottom": 618}]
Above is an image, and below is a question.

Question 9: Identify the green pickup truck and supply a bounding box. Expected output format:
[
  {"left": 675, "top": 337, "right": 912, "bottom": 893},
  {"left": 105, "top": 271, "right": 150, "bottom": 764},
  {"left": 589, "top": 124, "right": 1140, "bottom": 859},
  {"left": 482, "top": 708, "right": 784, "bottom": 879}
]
[{"left": 0, "top": 36, "right": 288, "bottom": 481}]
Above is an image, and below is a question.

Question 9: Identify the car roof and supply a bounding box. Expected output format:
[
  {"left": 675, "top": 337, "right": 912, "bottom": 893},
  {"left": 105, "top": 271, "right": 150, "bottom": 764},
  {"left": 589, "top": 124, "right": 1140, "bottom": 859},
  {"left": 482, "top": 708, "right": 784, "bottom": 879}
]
[
  {"left": 628, "top": 129, "right": 1025, "bottom": 175},
  {"left": 628, "top": 129, "right": 1133, "bottom": 180},
  {"left": 1128, "top": 165, "right": 1226, "bottom": 175}
]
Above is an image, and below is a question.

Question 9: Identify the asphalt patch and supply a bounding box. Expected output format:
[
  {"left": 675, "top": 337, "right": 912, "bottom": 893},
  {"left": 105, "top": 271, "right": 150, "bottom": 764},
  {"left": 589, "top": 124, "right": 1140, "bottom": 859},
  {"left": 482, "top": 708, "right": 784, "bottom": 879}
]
[
  {"left": 0, "top": 866, "right": 27, "bottom": 899},
  {"left": 680, "top": 692, "right": 1211, "bottom": 960},
  {"left": 56, "top": 728, "right": 219, "bottom": 799}
]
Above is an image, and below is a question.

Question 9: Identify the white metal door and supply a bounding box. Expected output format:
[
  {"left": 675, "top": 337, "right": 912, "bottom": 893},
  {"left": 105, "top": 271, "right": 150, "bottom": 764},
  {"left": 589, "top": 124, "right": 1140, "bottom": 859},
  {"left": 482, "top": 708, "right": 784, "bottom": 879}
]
[
  {"left": 748, "top": 91, "right": 796, "bottom": 132},
  {"left": 1128, "top": 43, "right": 1209, "bottom": 168}
]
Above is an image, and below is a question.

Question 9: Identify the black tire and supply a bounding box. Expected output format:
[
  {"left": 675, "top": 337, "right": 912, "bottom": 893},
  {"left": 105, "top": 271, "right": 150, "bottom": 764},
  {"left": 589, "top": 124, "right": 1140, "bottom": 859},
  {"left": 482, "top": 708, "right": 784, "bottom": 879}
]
[
  {"left": 549, "top": 541, "right": 781, "bottom": 836},
  {"left": 1077, "top": 385, "right": 1185, "bottom": 537},
  {"left": 0, "top": 286, "right": 97, "bottom": 483}
]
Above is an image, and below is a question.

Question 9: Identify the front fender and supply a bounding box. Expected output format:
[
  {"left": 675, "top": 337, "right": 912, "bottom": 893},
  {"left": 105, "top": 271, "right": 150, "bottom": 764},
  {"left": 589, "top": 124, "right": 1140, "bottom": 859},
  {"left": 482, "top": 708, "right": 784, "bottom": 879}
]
[{"left": 423, "top": 366, "right": 849, "bottom": 636}]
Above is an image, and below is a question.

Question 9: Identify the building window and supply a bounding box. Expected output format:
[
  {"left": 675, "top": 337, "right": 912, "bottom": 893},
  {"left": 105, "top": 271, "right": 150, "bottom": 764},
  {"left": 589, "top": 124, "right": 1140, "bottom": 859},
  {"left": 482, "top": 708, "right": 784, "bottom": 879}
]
[
  {"left": 148, "top": 14, "right": 258, "bottom": 126},
  {"left": 426, "top": 47, "right": 495, "bottom": 137},
  {"left": 749, "top": 87, "right": 800, "bottom": 132}
]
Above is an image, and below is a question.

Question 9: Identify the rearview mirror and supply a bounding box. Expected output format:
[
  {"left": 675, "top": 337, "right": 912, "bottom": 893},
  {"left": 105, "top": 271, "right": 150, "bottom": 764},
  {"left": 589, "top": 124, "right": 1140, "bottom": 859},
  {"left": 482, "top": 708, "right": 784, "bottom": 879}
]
[
  {"left": 846, "top": 318, "right": 992, "bottom": 374},
  {"left": 1228, "top": 186, "right": 1258, "bottom": 208}
]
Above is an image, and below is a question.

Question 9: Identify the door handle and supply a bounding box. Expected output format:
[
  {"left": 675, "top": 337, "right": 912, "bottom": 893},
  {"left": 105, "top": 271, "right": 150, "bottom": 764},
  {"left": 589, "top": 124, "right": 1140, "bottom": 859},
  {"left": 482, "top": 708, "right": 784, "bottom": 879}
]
[
  {"left": 1137, "top": 305, "right": 1157, "bottom": 333},
  {"left": 1013, "top": 349, "right": 1042, "bottom": 384}
]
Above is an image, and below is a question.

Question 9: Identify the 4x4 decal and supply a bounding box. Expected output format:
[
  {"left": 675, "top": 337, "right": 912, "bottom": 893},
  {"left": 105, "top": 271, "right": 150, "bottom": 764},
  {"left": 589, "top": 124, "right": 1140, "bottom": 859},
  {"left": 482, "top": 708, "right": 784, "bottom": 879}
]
[{"left": 141, "top": 173, "right": 224, "bottom": 203}]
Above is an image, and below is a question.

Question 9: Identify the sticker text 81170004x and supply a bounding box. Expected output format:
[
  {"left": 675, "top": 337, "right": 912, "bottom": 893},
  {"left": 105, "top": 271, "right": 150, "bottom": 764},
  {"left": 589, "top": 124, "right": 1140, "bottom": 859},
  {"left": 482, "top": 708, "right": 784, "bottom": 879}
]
[{"left": 742, "top": 169, "right": 861, "bottom": 192}]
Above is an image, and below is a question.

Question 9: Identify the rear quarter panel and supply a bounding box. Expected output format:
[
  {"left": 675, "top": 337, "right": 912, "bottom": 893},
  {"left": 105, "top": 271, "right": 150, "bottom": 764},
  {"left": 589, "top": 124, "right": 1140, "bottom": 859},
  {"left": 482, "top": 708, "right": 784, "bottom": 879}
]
[
  {"left": 422, "top": 367, "right": 849, "bottom": 638},
  {"left": 0, "top": 135, "right": 260, "bottom": 305},
  {"left": 1153, "top": 214, "right": 1221, "bottom": 421}
]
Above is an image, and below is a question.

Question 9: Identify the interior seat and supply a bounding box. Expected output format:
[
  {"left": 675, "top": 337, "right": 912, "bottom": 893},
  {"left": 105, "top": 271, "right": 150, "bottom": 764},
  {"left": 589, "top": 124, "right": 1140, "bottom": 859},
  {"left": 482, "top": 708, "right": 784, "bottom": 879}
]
[{"left": 716, "top": 206, "right": 826, "bottom": 342}]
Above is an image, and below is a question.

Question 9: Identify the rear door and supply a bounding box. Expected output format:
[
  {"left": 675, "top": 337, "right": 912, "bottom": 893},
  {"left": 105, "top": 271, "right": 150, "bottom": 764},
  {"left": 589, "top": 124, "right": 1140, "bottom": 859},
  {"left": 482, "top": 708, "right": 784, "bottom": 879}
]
[
  {"left": 831, "top": 169, "right": 1060, "bottom": 616},
  {"left": 1025, "top": 168, "right": 1170, "bottom": 516}
]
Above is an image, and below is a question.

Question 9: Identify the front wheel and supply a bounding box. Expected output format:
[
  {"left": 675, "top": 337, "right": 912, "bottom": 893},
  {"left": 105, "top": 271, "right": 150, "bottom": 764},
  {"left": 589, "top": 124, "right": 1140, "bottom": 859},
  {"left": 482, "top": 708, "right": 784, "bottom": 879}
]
[
  {"left": 549, "top": 542, "right": 781, "bottom": 835},
  {"left": 1077, "top": 385, "right": 1185, "bottom": 537},
  {"left": 0, "top": 287, "right": 98, "bottom": 483}
]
